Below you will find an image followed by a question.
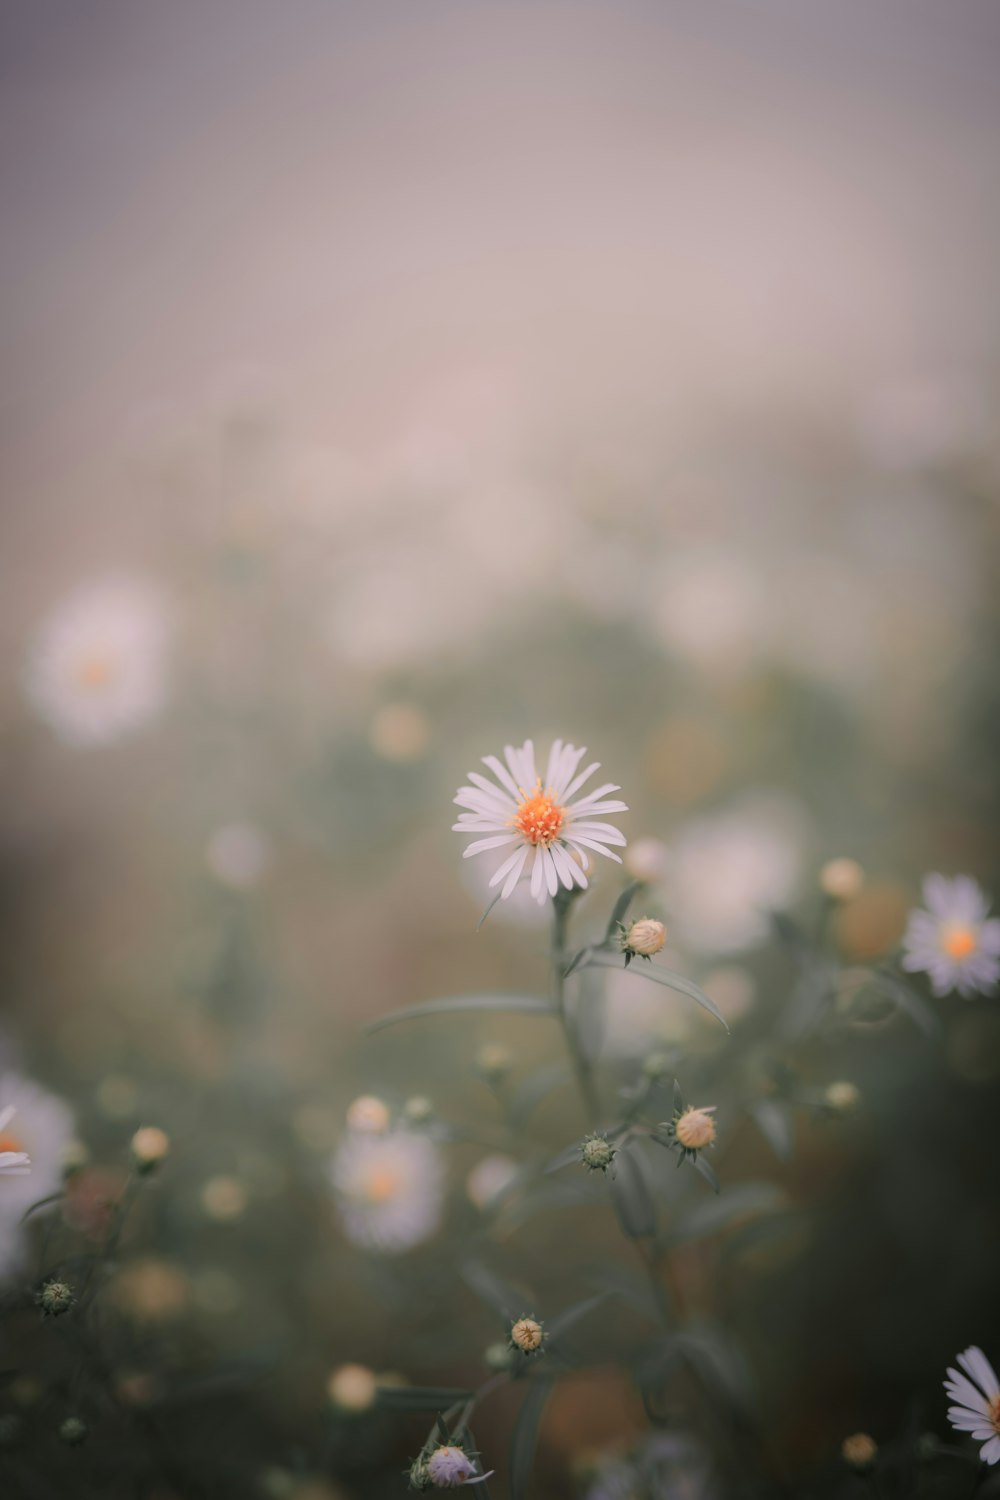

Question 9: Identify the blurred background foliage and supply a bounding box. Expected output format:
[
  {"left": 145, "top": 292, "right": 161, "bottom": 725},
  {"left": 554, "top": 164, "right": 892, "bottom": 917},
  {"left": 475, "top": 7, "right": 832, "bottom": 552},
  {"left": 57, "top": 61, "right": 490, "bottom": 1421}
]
[{"left": 1, "top": 2, "right": 999, "bottom": 1496}]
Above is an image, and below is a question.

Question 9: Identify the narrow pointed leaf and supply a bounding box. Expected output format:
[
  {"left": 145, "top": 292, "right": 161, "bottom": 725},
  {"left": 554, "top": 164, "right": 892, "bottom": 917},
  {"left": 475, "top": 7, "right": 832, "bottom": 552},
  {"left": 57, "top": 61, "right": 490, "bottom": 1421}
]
[
  {"left": 461, "top": 1261, "right": 533, "bottom": 1322},
  {"left": 610, "top": 1143, "right": 656, "bottom": 1240},
  {"left": 604, "top": 881, "right": 645, "bottom": 943},
  {"left": 873, "top": 968, "right": 941, "bottom": 1038},
  {"left": 748, "top": 1100, "right": 793, "bottom": 1160},
  {"left": 510, "top": 1377, "right": 556, "bottom": 1500},
  {"left": 547, "top": 1292, "right": 607, "bottom": 1344},
  {"left": 376, "top": 1385, "right": 475, "bottom": 1411},
  {"left": 369, "top": 994, "right": 556, "bottom": 1034},
  {"left": 580, "top": 953, "right": 729, "bottom": 1030}
]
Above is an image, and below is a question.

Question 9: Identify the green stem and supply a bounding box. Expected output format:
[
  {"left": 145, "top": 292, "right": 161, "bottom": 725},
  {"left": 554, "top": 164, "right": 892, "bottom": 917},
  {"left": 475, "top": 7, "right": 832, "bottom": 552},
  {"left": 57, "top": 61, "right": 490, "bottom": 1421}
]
[{"left": 552, "top": 896, "right": 600, "bottom": 1126}]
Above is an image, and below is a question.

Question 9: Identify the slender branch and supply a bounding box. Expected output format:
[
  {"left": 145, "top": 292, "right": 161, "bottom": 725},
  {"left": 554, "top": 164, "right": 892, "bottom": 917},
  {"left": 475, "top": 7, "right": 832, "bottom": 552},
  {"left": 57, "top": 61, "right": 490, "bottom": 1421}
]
[{"left": 551, "top": 896, "right": 600, "bottom": 1125}]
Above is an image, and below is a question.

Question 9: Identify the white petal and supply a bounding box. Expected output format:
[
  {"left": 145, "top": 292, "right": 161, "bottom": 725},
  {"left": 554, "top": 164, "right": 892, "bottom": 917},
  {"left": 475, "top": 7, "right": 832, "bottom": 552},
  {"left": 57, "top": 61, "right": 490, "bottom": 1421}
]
[
  {"left": 566, "top": 836, "right": 623, "bottom": 863},
  {"left": 552, "top": 745, "right": 589, "bottom": 797},
  {"left": 466, "top": 772, "right": 517, "bottom": 808},
  {"left": 542, "top": 846, "right": 559, "bottom": 897},
  {"left": 568, "top": 821, "right": 628, "bottom": 845},
  {"left": 530, "top": 846, "right": 546, "bottom": 900},
  {"left": 567, "top": 782, "right": 620, "bottom": 809},
  {"left": 946, "top": 1371, "right": 990, "bottom": 1411},
  {"left": 551, "top": 841, "right": 588, "bottom": 889},
  {"left": 462, "top": 835, "right": 521, "bottom": 858},
  {"left": 562, "top": 760, "right": 600, "bottom": 800},
  {"left": 544, "top": 739, "right": 564, "bottom": 791},
  {"left": 500, "top": 846, "right": 530, "bottom": 898},
  {"left": 489, "top": 847, "right": 530, "bottom": 888},
  {"left": 981, "top": 1435, "right": 1000, "bottom": 1464},
  {"left": 482, "top": 754, "right": 521, "bottom": 800},
  {"left": 958, "top": 1347, "right": 1000, "bottom": 1399}
]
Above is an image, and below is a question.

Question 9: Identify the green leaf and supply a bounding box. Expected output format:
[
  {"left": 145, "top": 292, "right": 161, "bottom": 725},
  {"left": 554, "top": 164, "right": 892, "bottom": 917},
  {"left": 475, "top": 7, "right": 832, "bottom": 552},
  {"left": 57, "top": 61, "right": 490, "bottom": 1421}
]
[
  {"left": 610, "top": 1143, "right": 656, "bottom": 1240},
  {"left": 580, "top": 954, "right": 729, "bottom": 1030},
  {"left": 368, "top": 994, "right": 556, "bottom": 1034},
  {"left": 873, "top": 968, "right": 941, "bottom": 1038},
  {"left": 748, "top": 1100, "right": 793, "bottom": 1160},
  {"left": 375, "top": 1385, "right": 475, "bottom": 1411},
  {"left": 510, "top": 1377, "right": 556, "bottom": 1500},
  {"left": 692, "top": 1153, "right": 720, "bottom": 1193},
  {"left": 462, "top": 1260, "right": 533, "bottom": 1321},
  {"left": 547, "top": 1292, "right": 607, "bottom": 1344}
]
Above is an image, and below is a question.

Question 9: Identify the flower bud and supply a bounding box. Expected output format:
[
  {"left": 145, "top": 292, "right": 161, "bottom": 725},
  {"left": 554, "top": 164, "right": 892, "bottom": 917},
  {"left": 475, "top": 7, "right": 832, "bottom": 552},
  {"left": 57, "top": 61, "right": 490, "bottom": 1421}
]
[
  {"left": 580, "top": 1133, "right": 616, "bottom": 1173},
  {"left": 484, "top": 1341, "right": 513, "bottom": 1373},
  {"left": 842, "top": 1433, "right": 877, "bottom": 1470},
  {"left": 475, "top": 1043, "right": 513, "bottom": 1083},
  {"left": 466, "top": 1154, "right": 518, "bottom": 1211},
  {"left": 427, "top": 1445, "right": 478, "bottom": 1488},
  {"left": 510, "top": 1316, "right": 545, "bottom": 1354},
  {"left": 130, "top": 1126, "right": 170, "bottom": 1174},
  {"left": 641, "top": 1051, "right": 671, "bottom": 1081},
  {"left": 824, "top": 1081, "right": 860, "bottom": 1114},
  {"left": 61, "top": 1140, "right": 89, "bottom": 1180},
  {"left": 820, "top": 858, "right": 865, "bottom": 902},
  {"left": 674, "top": 1106, "right": 717, "bottom": 1152},
  {"left": 36, "top": 1280, "right": 74, "bottom": 1318},
  {"left": 59, "top": 1417, "right": 87, "bottom": 1446},
  {"left": 403, "top": 1096, "right": 434, "bottom": 1125},
  {"left": 345, "top": 1096, "right": 391, "bottom": 1135},
  {"left": 624, "top": 838, "right": 669, "bottom": 885},
  {"left": 409, "top": 1456, "right": 433, "bottom": 1491},
  {"left": 327, "top": 1363, "right": 377, "bottom": 1414},
  {"left": 621, "top": 917, "right": 666, "bottom": 959}
]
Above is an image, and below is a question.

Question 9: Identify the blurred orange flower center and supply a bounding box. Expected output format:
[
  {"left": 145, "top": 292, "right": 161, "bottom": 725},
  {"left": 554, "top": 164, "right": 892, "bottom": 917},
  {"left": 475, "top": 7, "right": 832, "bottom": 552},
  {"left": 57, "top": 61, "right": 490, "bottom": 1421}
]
[
  {"left": 941, "top": 924, "right": 977, "bottom": 960},
  {"left": 0, "top": 1130, "right": 24, "bottom": 1153},
  {"left": 363, "top": 1166, "right": 401, "bottom": 1203},
  {"left": 76, "top": 653, "right": 115, "bottom": 690},
  {"left": 512, "top": 783, "right": 565, "bottom": 847}
]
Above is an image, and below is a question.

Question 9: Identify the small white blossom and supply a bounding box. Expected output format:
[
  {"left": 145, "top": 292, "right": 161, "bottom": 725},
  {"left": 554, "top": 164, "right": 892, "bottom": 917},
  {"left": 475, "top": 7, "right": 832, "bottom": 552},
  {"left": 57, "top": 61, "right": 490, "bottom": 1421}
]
[
  {"left": 25, "top": 577, "right": 170, "bottom": 746},
  {"left": 902, "top": 875, "right": 1000, "bottom": 998},
  {"left": 453, "top": 740, "right": 627, "bottom": 904},
  {"left": 945, "top": 1345, "right": 1000, "bottom": 1464},
  {"left": 331, "top": 1130, "right": 444, "bottom": 1252},
  {"left": 0, "top": 1074, "right": 74, "bottom": 1277}
]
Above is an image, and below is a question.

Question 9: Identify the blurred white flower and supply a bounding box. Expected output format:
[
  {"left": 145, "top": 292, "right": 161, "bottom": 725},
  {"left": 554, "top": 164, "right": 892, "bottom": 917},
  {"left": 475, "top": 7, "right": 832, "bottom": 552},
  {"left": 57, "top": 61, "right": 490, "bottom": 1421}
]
[
  {"left": 624, "top": 838, "right": 669, "bottom": 885},
  {"left": 465, "top": 1154, "right": 518, "bottom": 1211},
  {"left": 649, "top": 552, "right": 772, "bottom": 675},
  {"left": 601, "top": 959, "right": 692, "bottom": 1059},
  {"left": 345, "top": 1096, "right": 391, "bottom": 1135},
  {"left": 945, "top": 1345, "right": 1000, "bottom": 1464},
  {"left": 0, "top": 1107, "right": 29, "bottom": 1176},
  {"left": 453, "top": 739, "right": 627, "bottom": 904},
  {"left": 902, "top": 875, "right": 1000, "bottom": 998},
  {"left": 331, "top": 1129, "right": 444, "bottom": 1253},
  {"left": 25, "top": 577, "right": 170, "bottom": 746},
  {"left": 206, "top": 823, "right": 271, "bottom": 890},
  {"left": 0, "top": 1073, "right": 74, "bottom": 1275},
  {"left": 667, "top": 794, "right": 807, "bottom": 953}
]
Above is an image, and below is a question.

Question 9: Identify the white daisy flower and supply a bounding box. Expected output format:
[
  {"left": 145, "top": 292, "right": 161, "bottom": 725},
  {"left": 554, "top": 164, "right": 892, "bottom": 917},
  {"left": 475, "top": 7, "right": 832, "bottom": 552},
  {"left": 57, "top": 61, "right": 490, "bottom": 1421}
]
[
  {"left": 901, "top": 875, "right": 1000, "bottom": 998},
  {"left": 944, "top": 1345, "right": 1000, "bottom": 1464},
  {"left": 25, "top": 577, "right": 171, "bottom": 747},
  {"left": 0, "top": 1107, "right": 30, "bottom": 1175},
  {"left": 453, "top": 739, "right": 627, "bottom": 904},
  {"left": 0, "top": 1073, "right": 74, "bottom": 1277},
  {"left": 331, "top": 1129, "right": 444, "bottom": 1253}
]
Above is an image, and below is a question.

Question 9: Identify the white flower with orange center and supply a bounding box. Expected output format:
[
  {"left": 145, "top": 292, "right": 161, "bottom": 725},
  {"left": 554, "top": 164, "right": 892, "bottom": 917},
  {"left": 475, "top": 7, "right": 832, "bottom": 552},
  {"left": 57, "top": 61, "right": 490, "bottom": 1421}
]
[
  {"left": 453, "top": 739, "right": 627, "bottom": 903},
  {"left": 945, "top": 1345, "right": 1000, "bottom": 1464},
  {"left": 901, "top": 875, "right": 1000, "bottom": 998},
  {"left": 25, "top": 577, "right": 170, "bottom": 746},
  {"left": 0, "top": 1072, "right": 74, "bottom": 1276},
  {"left": 0, "top": 1107, "right": 29, "bottom": 1176},
  {"left": 331, "top": 1129, "right": 444, "bottom": 1252}
]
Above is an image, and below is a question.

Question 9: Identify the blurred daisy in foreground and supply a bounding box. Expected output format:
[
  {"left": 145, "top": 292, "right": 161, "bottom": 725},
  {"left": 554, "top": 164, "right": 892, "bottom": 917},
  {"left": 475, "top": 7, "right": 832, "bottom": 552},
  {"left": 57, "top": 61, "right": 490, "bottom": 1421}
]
[
  {"left": 0, "top": 1107, "right": 29, "bottom": 1175},
  {"left": 453, "top": 739, "right": 627, "bottom": 904},
  {"left": 902, "top": 876, "right": 1000, "bottom": 998},
  {"left": 25, "top": 577, "right": 171, "bottom": 746},
  {"left": 331, "top": 1129, "right": 444, "bottom": 1252},
  {"left": 667, "top": 793, "right": 807, "bottom": 954},
  {"left": 0, "top": 1073, "right": 74, "bottom": 1276},
  {"left": 945, "top": 1345, "right": 1000, "bottom": 1464}
]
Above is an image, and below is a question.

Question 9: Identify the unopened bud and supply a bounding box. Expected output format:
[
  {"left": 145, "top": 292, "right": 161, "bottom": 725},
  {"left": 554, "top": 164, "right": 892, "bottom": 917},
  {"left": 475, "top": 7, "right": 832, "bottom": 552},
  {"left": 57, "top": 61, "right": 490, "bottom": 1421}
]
[
  {"left": 620, "top": 917, "right": 666, "bottom": 959},
  {"left": 61, "top": 1140, "right": 89, "bottom": 1180},
  {"left": 345, "top": 1096, "right": 391, "bottom": 1135},
  {"left": 580, "top": 1133, "right": 616, "bottom": 1173},
  {"left": 427, "top": 1445, "right": 482, "bottom": 1488},
  {"left": 820, "top": 858, "right": 865, "bottom": 902},
  {"left": 674, "top": 1106, "right": 717, "bottom": 1152},
  {"left": 624, "top": 839, "right": 669, "bottom": 884},
  {"left": 403, "top": 1096, "right": 433, "bottom": 1125},
  {"left": 484, "top": 1341, "right": 513, "bottom": 1373},
  {"left": 130, "top": 1126, "right": 170, "bottom": 1173},
  {"left": 510, "top": 1316, "right": 545, "bottom": 1354},
  {"left": 327, "top": 1363, "right": 377, "bottom": 1413},
  {"left": 842, "top": 1433, "right": 877, "bottom": 1470},
  {"left": 475, "top": 1044, "right": 513, "bottom": 1083},
  {"left": 824, "top": 1080, "right": 860, "bottom": 1114},
  {"left": 36, "top": 1280, "right": 74, "bottom": 1318},
  {"left": 59, "top": 1417, "right": 87, "bottom": 1446}
]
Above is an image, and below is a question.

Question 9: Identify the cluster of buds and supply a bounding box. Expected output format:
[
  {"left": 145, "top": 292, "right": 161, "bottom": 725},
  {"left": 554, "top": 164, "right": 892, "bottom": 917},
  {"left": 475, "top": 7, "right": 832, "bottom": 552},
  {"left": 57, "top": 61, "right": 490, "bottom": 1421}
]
[
  {"left": 509, "top": 1315, "right": 546, "bottom": 1358},
  {"left": 36, "top": 1279, "right": 74, "bottom": 1318},
  {"left": 664, "top": 1104, "right": 717, "bottom": 1163},
  {"left": 617, "top": 917, "right": 666, "bottom": 967},
  {"left": 579, "top": 1133, "right": 616, "bottom": 1174}
]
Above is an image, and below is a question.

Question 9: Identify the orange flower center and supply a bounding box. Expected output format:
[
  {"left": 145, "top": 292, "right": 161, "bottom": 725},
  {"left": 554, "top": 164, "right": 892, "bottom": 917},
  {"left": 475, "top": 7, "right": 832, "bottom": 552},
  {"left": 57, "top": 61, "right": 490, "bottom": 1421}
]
[
  {"left": 990, "top": 1395, "right": 1000, "bottom": 1437},
  {"left": 941, "top": 924, "right": 977, "bottom": 961},
  {"left": 363, "top": 1166, "right": 400, "bottom": 1203},
  {"left": 0, "top": 1131, "right": 24, "bottom": 1154},
  {"left": 512, "top": 782, "right": 565, "bottom": 847},
  {"left": 76, "top": 653, "right": 115, "bottom": 690}
]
